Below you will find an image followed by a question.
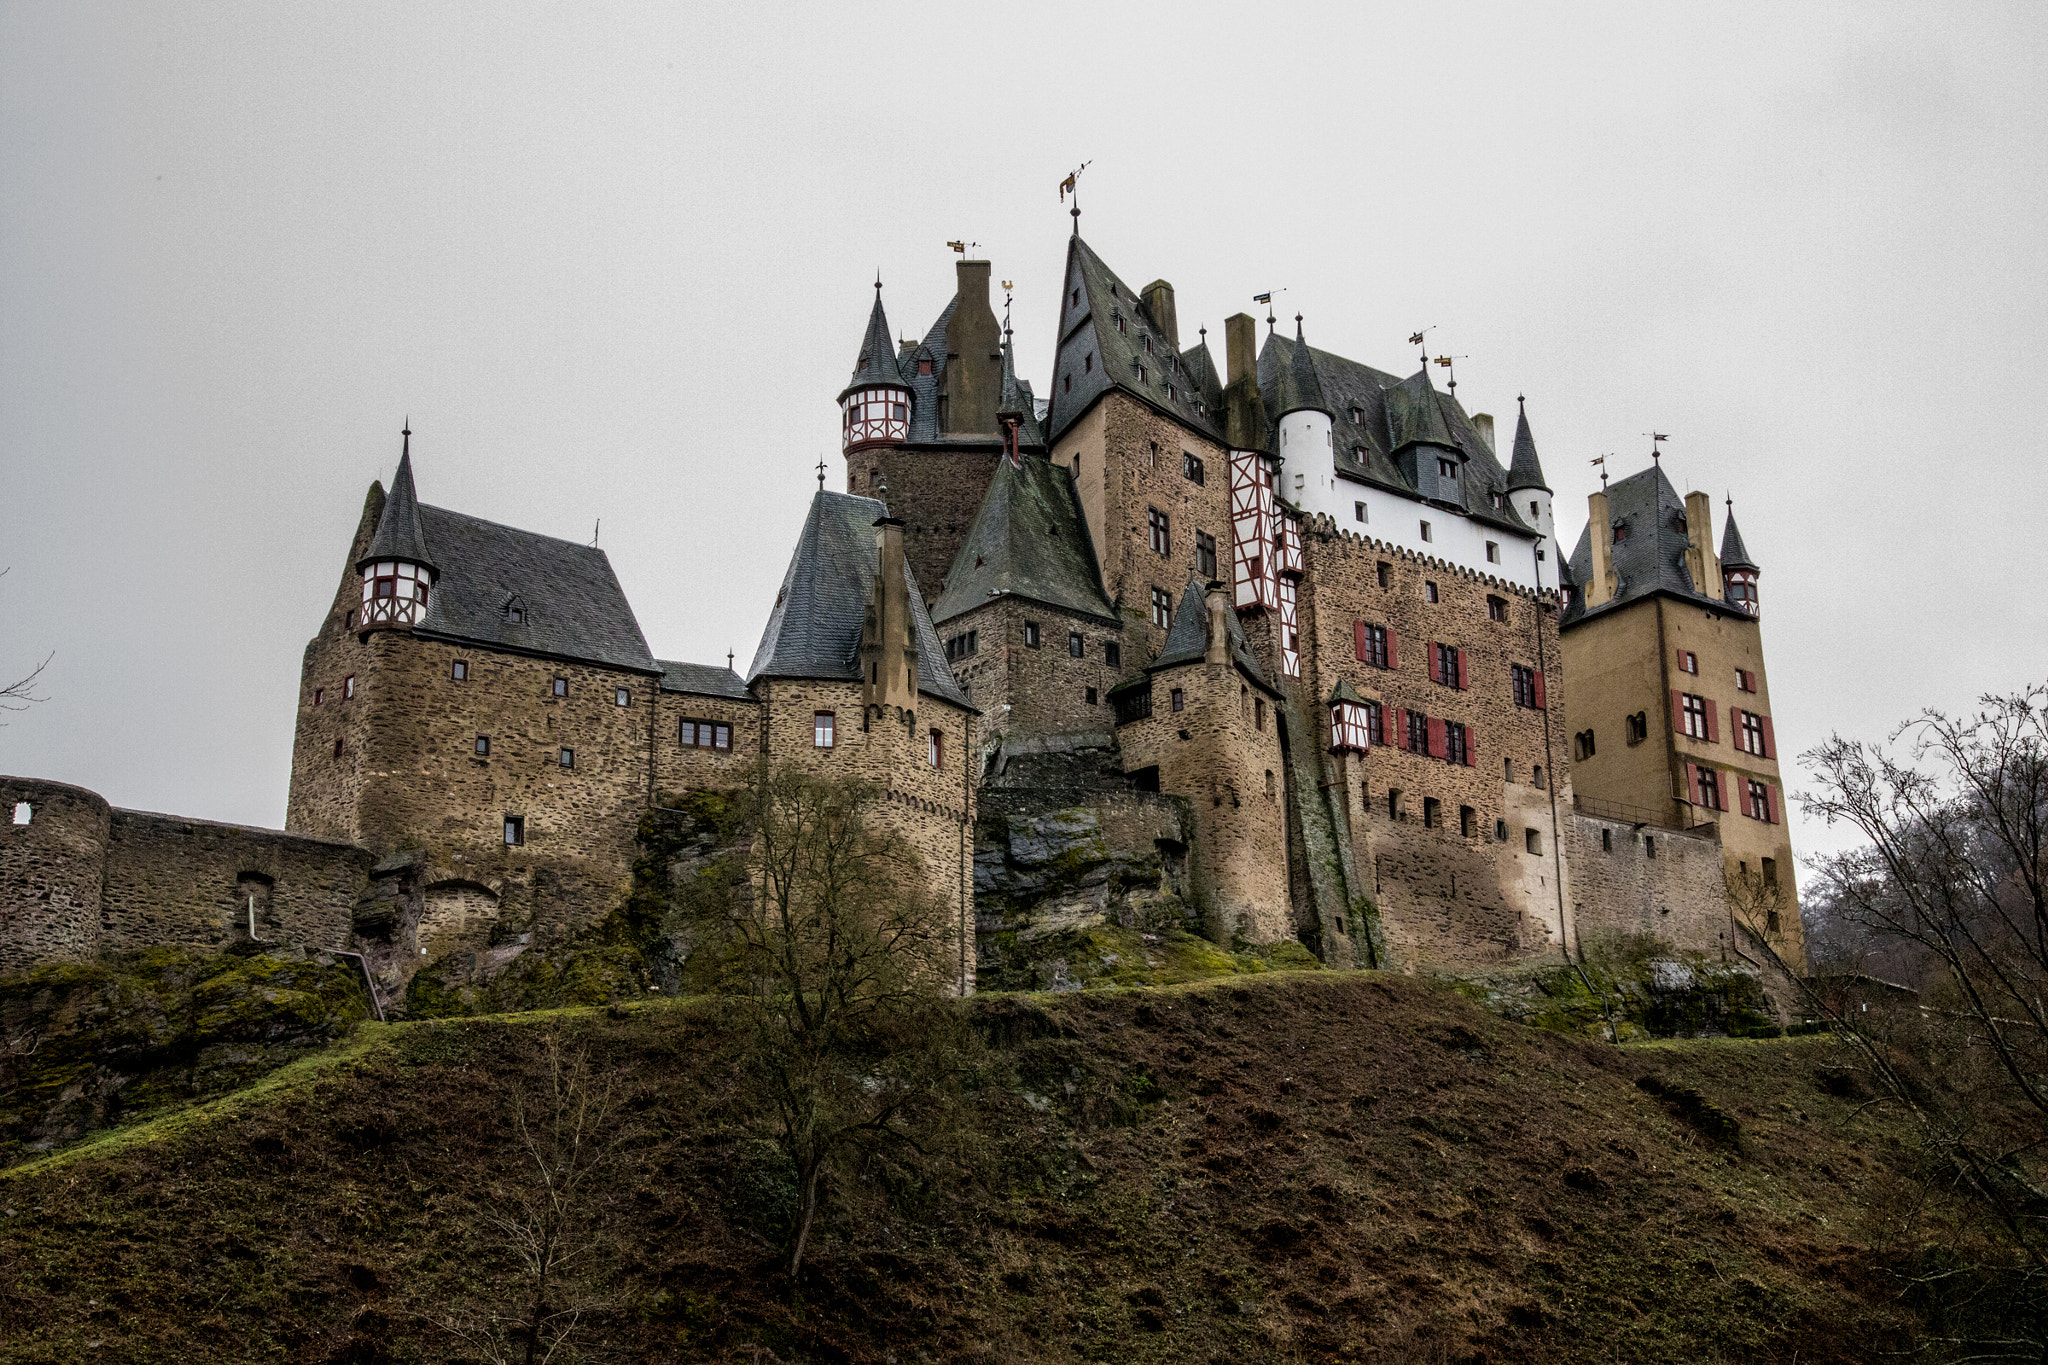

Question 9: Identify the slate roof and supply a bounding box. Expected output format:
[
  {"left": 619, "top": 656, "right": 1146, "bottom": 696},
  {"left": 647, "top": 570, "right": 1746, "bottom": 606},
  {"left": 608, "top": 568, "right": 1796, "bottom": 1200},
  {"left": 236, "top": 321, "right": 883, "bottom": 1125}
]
[
  {"left": 904, "top": 296, "right": 956, "bottom": 444},
  {"left": 1506, "top": 399, "right": 1550, "bottom": 493},
  {"left": 1258, "top": 334, "right": 1535, "bottom": 535},
  {"left": 1719, "top": 507, "right": 1758, "bottom": 571},
  {"left": 1561, "top": 463, "right": 1732, "bottom": 627},
  {"left": 410, "top": 504, "right": 657, "bottom": 673},
  {"left": 1272, "top": 320, "right": 1331, "bottom": 417},
  {"left": 1045, "top": 237, "right": 1228, "bottom": 446},
  {"left": 840, "top": 290, "right": 906, "bottom": 400},
  {"left": 929, "top": 452, "right": 1114, "bottom": 628},
  {"left": 657, "top": 660, "right": 755, "bottom": 700},
  {"left": 998, "top": 333, "right": 1048, "bottom": 451},
  {"left": 746, "top": 490, "right": 971, "bottom": 708},
  {"left": 1148, "top": 577, "right": 1280, "bottom": 696},
  {"left": 360, "top": 445, "right": 435, "bottom": 570}
]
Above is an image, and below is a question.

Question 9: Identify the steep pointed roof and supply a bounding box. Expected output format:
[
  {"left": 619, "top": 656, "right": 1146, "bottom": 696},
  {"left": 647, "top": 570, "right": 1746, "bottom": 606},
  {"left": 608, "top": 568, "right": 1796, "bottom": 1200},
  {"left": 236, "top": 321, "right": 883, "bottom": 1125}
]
[
  {"left": 839, "top": 289, "right": 907, "bottom": 400},
  {"left": 747, "top": 490, "right": 969, "bottom": 708},
  {"left": 1506, "top": 399, "right": 1551, "bottom": 493},
  {"left": 1719, "top": 506, "right": 1758, "bottom": 571},
  {"left": 1562, "top": 463, "right": 1743, "bottom": 627},
  {"left": 1044, "top": 236, "right": 1228, "bottom": 445},
  {"left": 359, "top": 435, "right": 435, "bottom": 570},
  {"left": 930, "top": 453, "right": 1113, "bottom": 628},
  {"left": 1384, "top": 366, "right": 1458, "bottom": 452},
  {"left": 1180, "top": 334, "right": 1225, "bottom": 413},
  {"left": 1149, "top": 578, "right": 1280, "bottom": 695},
  {"left": 996, "top": 332, "right": 1046, "bottom": 450},
  {"left": 1273, "top": 319, "right": 1331, "bottom": 417}
]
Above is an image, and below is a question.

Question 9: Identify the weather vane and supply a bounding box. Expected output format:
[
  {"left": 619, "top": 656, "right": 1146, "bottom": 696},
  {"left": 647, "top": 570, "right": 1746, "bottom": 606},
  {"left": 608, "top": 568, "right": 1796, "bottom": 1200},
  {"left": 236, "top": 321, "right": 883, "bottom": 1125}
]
[
  {"left": 1061, "top": 161, "right": 1090, "bottom": 233},
  {"left": 1001, "top": 279, "right": 1014, "bottom": 333},
  {"left": 1645, "top": 432, "right": 1671, "bottom": 461},
  {"left": 1433, "top": 353, "right": 1468, "bottom": 394},
  {"left": 816, "top": 456, "right": 826, "bottom": 489},
  {"left": 1592, "top": 454, "right": 1610, "bottom": 490},
  {"left": 1408, "top": 326, "right": 1435, "bottom": 366},
  {"left": 1254, "top": 289, "right": 1285, "bottom": 330}
]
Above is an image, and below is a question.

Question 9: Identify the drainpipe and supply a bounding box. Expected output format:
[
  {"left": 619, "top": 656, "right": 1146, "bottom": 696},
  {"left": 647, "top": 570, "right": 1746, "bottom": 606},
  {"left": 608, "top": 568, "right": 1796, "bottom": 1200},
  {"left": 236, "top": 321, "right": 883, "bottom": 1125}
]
[{"left": 245, "top": 895, "right": 386, "bottom": 1023}]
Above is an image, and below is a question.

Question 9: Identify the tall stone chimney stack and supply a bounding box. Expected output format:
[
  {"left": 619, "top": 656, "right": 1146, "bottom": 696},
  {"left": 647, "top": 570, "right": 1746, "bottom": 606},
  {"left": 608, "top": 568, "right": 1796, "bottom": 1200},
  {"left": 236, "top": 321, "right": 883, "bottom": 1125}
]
[
  {"left": 1224, "top": 313, "right": 1257, "bottom": 389},
  {"left": 1470, "top": 413, "right": 1495, "bottom": 453},
  {"left": 940, "top": 259, "right": 1001, "bottom": 438},
  {"left": 862, "top": 516, "right": 919, "bottom": 720},
  {"left": 1585, "top": 490, "right": 1616, "bottom": 609},
  {"left": 1683, "top": 490, "right": 1724, "bottom": 600},
  {"left": 1141, "top": 279, "right": 1179, "bottom": 351}
]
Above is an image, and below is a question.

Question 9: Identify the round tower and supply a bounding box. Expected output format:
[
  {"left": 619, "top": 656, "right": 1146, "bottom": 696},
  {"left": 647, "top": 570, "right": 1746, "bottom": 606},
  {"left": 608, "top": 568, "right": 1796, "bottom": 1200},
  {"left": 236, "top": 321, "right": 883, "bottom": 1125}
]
[
  {"left": 840, "top": 279, "right": 911, "bottom": 456},
  {"left": 1273, "top": 317, "right": 1332, "bottom": 506},
  {"left": 1505, "top": 397, "right": 1555, "bottom": 590},
  {"left": 356, "top": 425, "right": 437, "bottom": 630}
]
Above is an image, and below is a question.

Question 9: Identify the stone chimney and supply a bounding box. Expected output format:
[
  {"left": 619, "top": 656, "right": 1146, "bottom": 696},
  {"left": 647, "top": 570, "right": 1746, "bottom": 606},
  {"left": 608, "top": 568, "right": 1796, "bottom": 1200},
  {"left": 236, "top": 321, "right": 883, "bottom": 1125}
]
[
  {"left": 1683, "top": 490, "right": 1724, "bottom": 600},
  {"left": 1224, "top": 312, "right": 1257, "bottom": 389},
  {"left": 1585, "top": 490, "right": 1616, "bottom": 609},
  {"left": 1204, "top": 583, "right": 1232, "bottom": 668},
  {"left": 1470, "top": 413, "right": 1495, "bottom": 453},
  {"left": 940, "top": 259, "right": 1001, "bottom": 438},
  {"left": 1141, "top": 279, "right": 1178, "bottom": 351},
  {"left": 862, "top": 516, "right": 919, "bottom": 720}
]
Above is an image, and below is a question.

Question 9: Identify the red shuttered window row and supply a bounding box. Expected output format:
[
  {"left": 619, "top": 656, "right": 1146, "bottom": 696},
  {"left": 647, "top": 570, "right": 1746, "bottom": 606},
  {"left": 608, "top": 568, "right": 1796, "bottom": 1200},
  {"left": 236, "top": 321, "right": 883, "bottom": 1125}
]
[
  {"left": 1390, "top": 707, "right": 1476, "bottom": 766},
  {"left": 1672, "top": 689, "right": 1719, "bottom": 742},
  {"left": 1427, "top": 642, "right": 1470, "bottom": 690},
  {"left": 1354, "top": 621, "right": 1396, "bottom": 670},
  {"left": 1681, "top": 761, "right": 1781, "bottom": 823},
  {"left": 1511, "top": 663, "right": 1546, "bottom": 710},
  {"left": 1731, "top": 706, "right": 1774, "bottom": 758}
]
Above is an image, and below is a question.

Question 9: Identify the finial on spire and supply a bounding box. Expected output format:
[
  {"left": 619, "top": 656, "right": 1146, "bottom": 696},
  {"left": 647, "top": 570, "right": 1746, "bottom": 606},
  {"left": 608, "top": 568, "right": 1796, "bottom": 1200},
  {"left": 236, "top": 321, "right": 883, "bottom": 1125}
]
[
  {"left": 1517, "top": 392, "right": 1526, "bottom": 408},
  {"left": 401, "top": 417, "right": 411, "bottom": 457},
  {"left": 1295, "top": 312, "right": 1304, "bottom": 337},
  {"left": 727, "top": 648, "right": 734, "bottom": 672},
  {"left": 816, "top": 457, "right": 826, "bottom": 490},
  {"left": 1646, "top": 432, "right": 1670, "bottom": 461},
  {"left": 874, "top": 271, "right": 882, "bottom": 293},
  {"left": 1059, "top": 161, "right": 1089, "bottom": 234}
]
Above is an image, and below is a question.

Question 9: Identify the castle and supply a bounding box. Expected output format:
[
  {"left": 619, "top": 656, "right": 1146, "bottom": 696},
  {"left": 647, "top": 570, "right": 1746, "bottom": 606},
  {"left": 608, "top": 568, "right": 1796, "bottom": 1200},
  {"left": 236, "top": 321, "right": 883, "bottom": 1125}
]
[{"left": 0, "top": 221, "right": 1804, "bottom": 1005}]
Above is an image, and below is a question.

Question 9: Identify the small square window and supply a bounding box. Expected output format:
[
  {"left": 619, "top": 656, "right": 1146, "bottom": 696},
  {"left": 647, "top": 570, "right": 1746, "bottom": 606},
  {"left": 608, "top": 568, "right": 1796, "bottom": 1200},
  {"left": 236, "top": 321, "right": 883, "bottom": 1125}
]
[
  {"left": 1183, "top": 451, "right": 1205, "bottom": 485},
  {"left": 475, "top": 735, "right": 490, "bottom": 756},
  {"left": 11, "top": 801, "right": 30, "bottom": 826},
  {"left": 313, "top": 688, "right": 324, "bottom": 706},
  {"left": 1425, "top": 581, "right": 1439, "bottom": 603},
  {"left": 344, "top": 610, "right": 356, "bottom": 630},
  {"left": 1355, "top": 502, "right": 1366, "bottom": 523},
  {"left": 1069, "top": 632, "right": 1084, "bottom": 658},
  {"left": 1171, "top": 687, "right": 1185, "bottom": 712},
  {"left": 1025, "top": 621, "right": 1041, "bottom": 648},
  {"left": 1105, "top": 642, "right": 1121, "bottom": 668},
  {"left": 1525, "top": 828, "right": 1542, "bottom": 855},
  {"left": 1196, "top": 531, "right": 1217, "bottom": 580},
  {"left": 1419, "top": 520, "right": 1433, "bottom": 542},
  {"left": 332, "top": 737, "right": 344, "bottom": 760},
  {"left": 552, "top": 677, "right": 567, "bottom": 697},
  {"left": 1679, "top": 650, "right": 1698, "bottom": 675},
  {"left": 1488, "top": 596, "right": 1508, "bottom": 622},
  {"left": 814, "top": 711, "right": 835, "bottom": 748},
  {"left": 1485, "top": 541, "right": 1499, "bottom": 564},
  {"left": 614, "top": 688, "right": 631, "bottom": 706},
  {"left": 452, "top": 660, "right": 468, "bottom": 681},
  {"left": 504, "top": 816, "right": 524, "bottom": 846},
  {"left": 559, "top": 748, "right": 574, "bottom": 768},
  {"left": 1085, "top": 687, "right": 1098, "bottom": 705},
  {"left": 343, "top": 674, "right": 356, "bottom": 700},
  {"left": 1376, "top": 561, "right": 1391, "bottom": 590}
]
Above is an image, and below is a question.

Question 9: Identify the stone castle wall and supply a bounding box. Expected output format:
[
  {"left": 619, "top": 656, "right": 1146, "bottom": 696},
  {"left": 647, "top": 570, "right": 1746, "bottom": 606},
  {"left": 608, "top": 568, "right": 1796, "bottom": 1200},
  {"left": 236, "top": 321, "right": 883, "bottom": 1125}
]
[
  {"left": 938, "top": 596, "right": 1125, "bottom": 752},
  {"left": 0, "top": 777, "right": 112, "bottom": 970},
  {"left": 1565, "top": 811, "right": 1732, "bottom": 955},
  {"left": 845, "top": 446, "right": 1000, "bottom": 602},
  {"left": 655, "top": 689, "right": 761, "bottom": 796}
]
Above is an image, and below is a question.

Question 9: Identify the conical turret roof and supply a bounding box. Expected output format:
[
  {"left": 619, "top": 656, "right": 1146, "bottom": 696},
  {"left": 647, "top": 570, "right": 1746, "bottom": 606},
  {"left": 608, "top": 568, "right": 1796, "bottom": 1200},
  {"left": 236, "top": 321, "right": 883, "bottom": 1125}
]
[
  {"left": 996, "top": 331, "right": 1046, "bottom": 450},
  {"left": 1384, "top": 366, "right": 1457, "bottom": 451},
  {"left": 1273, "top": 318, "right": 1331, "bottom": 418},
  {"left": 359, "top": 432, "right": 434, "bottom": 571},
  {"left": 839, "top": 289, "right": 907, "bottom": 400},
  {"left": 1719, "top": 506, "right": 1758, "bottom": 571},
  {"left": 1506, "top": 398, "right": 1551, "bottom": 493}
]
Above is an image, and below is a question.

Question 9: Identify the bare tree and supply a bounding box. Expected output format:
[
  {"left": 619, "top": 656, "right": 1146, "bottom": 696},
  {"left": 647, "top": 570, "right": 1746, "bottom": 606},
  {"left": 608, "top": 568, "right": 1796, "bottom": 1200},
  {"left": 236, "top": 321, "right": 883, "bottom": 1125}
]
[
  {"left": 1760, "top": 688, "right": 2047, "bottom": 1356},
  {"left": 0, "top": 568, "right": 51, "bottom": 724},
  {"left": 690, "top": 762, "right": 976, "bottom": 1283},
  {"left": 432, "top": 1033, "right": 636, "bottom": 1364}
]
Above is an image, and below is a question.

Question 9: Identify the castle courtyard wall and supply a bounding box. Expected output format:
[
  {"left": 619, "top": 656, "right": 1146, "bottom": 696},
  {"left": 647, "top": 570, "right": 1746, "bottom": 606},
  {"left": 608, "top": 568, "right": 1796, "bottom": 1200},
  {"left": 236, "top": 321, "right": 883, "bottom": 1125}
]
[
  {"left": 1565, "top": 812, "right": 1732, "bottom": 956},
  {"left": 845, "top": 445, "right": 1000, "bottom": 602},
  {"left": 0, "top": 777, "right": 112, "bottom": 970},
  {"left": 938, "top": 597, "right": 1125, "bottom": 752}
]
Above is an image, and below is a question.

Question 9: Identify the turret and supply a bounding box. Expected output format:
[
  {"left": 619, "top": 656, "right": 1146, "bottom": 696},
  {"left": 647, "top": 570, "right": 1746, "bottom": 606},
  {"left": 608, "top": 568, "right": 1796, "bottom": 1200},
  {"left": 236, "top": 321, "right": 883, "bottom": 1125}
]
[
  {"left": 840, "top": 281, "right": 911, "bottom": 454},
  {"left": 996, "top": 327, "right": 1027, "bottom": 467},
  {"left": 356, "top": 425, "right": 436, "bottom": 630},
  {"left": 1272, "top": 316, "right": 1333, "bottom": 492},
  {"left": 1506, "top": 397, "right": 1556, "bottom": 589},
  {"left": 1720, "top": 500, "right": 1760, "bottom": 617}
]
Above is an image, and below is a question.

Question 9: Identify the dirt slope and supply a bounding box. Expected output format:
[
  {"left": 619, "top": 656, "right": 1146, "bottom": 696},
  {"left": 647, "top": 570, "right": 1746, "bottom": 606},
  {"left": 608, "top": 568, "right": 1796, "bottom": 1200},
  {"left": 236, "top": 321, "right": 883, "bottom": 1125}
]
[{"left": 0, "top": 972, "right": 1992, "bottom": 1363}]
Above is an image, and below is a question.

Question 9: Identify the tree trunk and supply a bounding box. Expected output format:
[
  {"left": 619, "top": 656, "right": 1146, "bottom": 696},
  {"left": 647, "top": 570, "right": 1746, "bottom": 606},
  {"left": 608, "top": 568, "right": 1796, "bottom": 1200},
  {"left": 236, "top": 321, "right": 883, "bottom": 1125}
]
[{"left": 787, "top": 1160, "right": 824, "bottom": 1282}]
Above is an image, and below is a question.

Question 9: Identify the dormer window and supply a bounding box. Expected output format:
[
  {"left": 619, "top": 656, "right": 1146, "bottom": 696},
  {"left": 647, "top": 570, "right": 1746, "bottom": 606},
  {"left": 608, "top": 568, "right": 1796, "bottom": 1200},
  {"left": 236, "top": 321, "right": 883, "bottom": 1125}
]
[
  {"left": 919, "top": 358, "right": 933, "bottom": 376},
  {"left": 1114, "top": 312, "right": 1124, "bottom": 333},
  {"left": 1143, "top": 335, "right": 1153, "bottom": 354},
  {"left": 503, "top": 596, "right": 528, "bottom": 625},
  {"left": 1611, "top": 521, "right": 1630, "bottom": 544},
  {"left": 1438, "top": 458, "right": 1458, "bottom": 480}
]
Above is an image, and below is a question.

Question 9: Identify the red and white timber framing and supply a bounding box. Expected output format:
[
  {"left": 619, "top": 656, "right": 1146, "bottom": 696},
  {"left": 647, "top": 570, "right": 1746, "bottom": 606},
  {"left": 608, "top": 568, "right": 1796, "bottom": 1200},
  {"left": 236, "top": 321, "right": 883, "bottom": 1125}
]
[{"left": 1231, "top": 448, "right": 1302, "bottom": 677}]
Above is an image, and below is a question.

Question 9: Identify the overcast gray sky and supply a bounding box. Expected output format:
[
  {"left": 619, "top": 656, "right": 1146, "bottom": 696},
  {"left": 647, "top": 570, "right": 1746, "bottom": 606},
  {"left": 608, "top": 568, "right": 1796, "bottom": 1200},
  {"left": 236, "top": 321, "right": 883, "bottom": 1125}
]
[{"left": 3, "top": 2, "right": 2043, "bottom": 863}]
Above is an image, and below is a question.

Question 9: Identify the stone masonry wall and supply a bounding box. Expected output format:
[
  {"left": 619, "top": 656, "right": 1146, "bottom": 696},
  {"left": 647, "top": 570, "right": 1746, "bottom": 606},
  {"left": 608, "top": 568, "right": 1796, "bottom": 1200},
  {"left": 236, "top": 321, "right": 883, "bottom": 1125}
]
[
  {"left": 938, "top": 596, "right": 1126, "bottom": 752},
  {"left": 0, "top": 777, "right": 111, "bottom": 971},
  {"left": 1114, "top": 660, "right": 1290, "bottom": 944},
  {"left": 1295, "top": 520, "right": 1576, "bottom": 970},
  {"left": 1052, "top": 395, "right": 1233, "bottom": 671},
  {"left": 1566, "top": 812, "right": 1733, "bottom": 956},
  {"left": 655, "top": 690, "right": 761, "bottom": 797},
  {"left": 845, "top": 445, "right": 1000, "bottom": 602},
  {"left": 286, "top": 483, "right": 386, "bottom": 845},
  {"left": 101, "top": 809, "right": 374, "bottom": 953},
  {"left": 755, "top": 677, "right": 979, "bottom": 992}
]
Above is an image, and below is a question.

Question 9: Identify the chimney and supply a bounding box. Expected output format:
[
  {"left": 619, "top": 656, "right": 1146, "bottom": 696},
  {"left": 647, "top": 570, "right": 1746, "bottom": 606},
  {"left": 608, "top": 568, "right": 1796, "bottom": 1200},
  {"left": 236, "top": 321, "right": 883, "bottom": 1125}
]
[
  {"left": 862, "top": 516, "right": 919, "bottom": 719},
  {"left": 1224, "top": 313, "right": 1257, "bottom": 389},
  {"left": 1204, "top": 583, "right": 1232, "bottom": 668},
  {"left": 940, "top": 259, "right": 1001, "bottom": 438},
  {"left": 1683, "top": 490, "right": 1724, "bottom": 599},
  {"left": 1141, "top": 279, "right": 1179, "bottom": 351},
  {"left": 1585, "top": 490, "right": 1615, "bottom": 608},
  {"left": 1471, "top": 413, "right": 1495, "bottom": 453}
]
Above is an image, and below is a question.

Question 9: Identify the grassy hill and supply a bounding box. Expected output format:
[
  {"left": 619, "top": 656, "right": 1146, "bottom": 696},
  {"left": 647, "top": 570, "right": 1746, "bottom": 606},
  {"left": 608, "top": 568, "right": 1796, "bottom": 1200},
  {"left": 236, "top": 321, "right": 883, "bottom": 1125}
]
[{"left": 0, "top": 971, "right": 2016, "bottom": 1363}]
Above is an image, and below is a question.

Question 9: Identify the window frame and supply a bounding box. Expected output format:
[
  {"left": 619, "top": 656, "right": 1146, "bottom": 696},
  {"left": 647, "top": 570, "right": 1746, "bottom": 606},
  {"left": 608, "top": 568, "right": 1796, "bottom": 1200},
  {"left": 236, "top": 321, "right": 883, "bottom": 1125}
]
[
  {"left": 474, "top": 735, "right": 490, "bottom": 756},
  {"left": 1068, "top": 631, "right": 1084, "bottom": 659},
  {"left": 927, "top": 728, "right": 943, "bottom": 770},
  {"left": 1195, "top": 531, "right": 1217, "bottom": 580},
  {"left": 813, "top": 711, "right": 835, "bottom": 749},
  {"left": 559, "top": 747, "right": 575, "bottom": 768},
  {"left": 503, "top": 815, "right": 525, "bottom": 846},
  {"left": 1024, "top": 621, "right": 1041, "bottom": 648},
  {"left": 1147, "top": 506, "right": 1171, "bottom": 556},
  {"left": 1171, "top": 687, "right": 1185, "bottom": 712},
  {"left": 451, "top": 660, "right": 468, "bottom": 681},
  {"left": 1150, "top": 588, "right": 1172, "bottom": 629},
  {"left": 1183, "top": 451, "right": 1205, "bottom": 485},
  {"left": 1681, "top": 692, "right": 1709, "bottom": 739}
]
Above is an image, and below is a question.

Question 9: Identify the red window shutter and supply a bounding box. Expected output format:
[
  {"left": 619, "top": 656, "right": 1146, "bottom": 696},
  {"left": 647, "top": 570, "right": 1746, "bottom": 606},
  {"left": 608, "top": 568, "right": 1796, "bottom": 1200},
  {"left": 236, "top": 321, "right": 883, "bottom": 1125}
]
[
  {"left": 1683, "top": 761, "right": 1698, "bottom": 804},
  {"left": 1464, "top": 726, "right": 1476, "bottom": 766},
  {"left": 1760, "top": 714, "right": 1775, "bottom": 760},
  {"left": 1456, "top": 648, "right": 1470, "bottom": 690},
  {"left": 1533, "top": 670, "right": 1546, "bottom": 710},
  {"left": 1670, "top": 689, "right": 1685, "bottom": 735},
  {"left": 1427, "top": 717, "right": 1445, "bottom": 758},
  {"left": 1428, "top": 645, "right": 1443, "bottom": 685},
  {"left": 1393, "top": 708, "right": 1408, "bottom": 751},
  {"left": 1354, "top": 620, "right": 1368, "bottom": 661},
  {"left": 1767, "top": 783, "right": 1779, "bottom": 824},
  {"left": 1385, "top": 628, "right": 1398, "bottom": 671},
  {"left": 1730, "top": 705, "right": 1743, "bottom": 752},
  {"left": 1705, "top": 702, "right": 1719, "bottom": 744}
]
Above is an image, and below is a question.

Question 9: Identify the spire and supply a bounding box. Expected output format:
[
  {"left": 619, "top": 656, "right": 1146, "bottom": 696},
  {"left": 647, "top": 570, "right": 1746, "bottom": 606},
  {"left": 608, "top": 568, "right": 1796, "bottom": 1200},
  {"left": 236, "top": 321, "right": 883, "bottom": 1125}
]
[
  {"left": 1273, "top": 317, "right": 1330, "bottom": 417},
  {"left": 997, "top": 326, "right": 1026, "bottom": 418},
  {"left": 839, "top": 287, "right": 906, "bottom": 400},
  {"left": 359, "top": 423, "right": 434, "bottom": 571},
  {"left": 1385, "top": 365, "right": 1456, "bottom": 452},
  {"left": 1506, "top": 394, "right": 1551, "bottom": 493},
  {"left": 1719, "top": 498, "right": 1758, "bottom": 571}
]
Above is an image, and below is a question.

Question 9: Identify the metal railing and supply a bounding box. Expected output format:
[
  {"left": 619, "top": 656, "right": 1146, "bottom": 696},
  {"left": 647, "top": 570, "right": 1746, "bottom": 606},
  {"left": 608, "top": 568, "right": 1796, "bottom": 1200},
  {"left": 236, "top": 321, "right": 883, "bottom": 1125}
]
[{"left": 1571, "top": 792, "right": 1714, "bottom": 835}]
